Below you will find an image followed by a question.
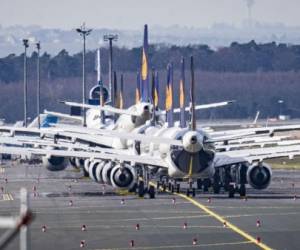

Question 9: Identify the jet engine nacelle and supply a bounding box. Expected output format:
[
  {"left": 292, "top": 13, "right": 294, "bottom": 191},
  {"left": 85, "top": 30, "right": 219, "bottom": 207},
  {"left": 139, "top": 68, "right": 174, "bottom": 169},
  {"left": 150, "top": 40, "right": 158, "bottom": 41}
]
[
  {"left": 101, "top": 162, "right": 114, "bottom": 185},
  {"left": 42, "top": 155, "right": 68, "bottom": 171},
  {"left": 246, "top": 163, "right": 272, "bottom": 190},
  {"left": 88, "top": 160, "right": 106, "bottom": 183},
  {"left": 110, "top": 164, "right": 136, "bottom": 189},
  {"left": 75, "top": 158, "right": 85, "bottom": 169},
  {"left": 84, "top": 159, "right": 91, "bottom": 174}
]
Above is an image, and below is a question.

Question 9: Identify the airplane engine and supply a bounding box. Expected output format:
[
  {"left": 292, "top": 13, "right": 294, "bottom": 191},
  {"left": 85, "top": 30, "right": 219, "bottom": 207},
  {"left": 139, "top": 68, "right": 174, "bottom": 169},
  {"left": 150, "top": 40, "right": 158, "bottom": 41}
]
[
  {"left": 69, "top": 157, "right": 77, "bottom": 168},
  {"left": 84, "top": 159, "right": 91, "bottom": 173},
  {"left": 110, "top": 164, "right": 136, "bottom": 189},
  {"left": 247, "top": 163, "right": 272, "bottom": 190},
  {"left": 42, "top": 155, "right": 68, "bottom": 171},
  {"left": 101, "top": 162, "right": 114, "bottom": 185},
  {"left": 75, "top": 158, "right": 85, "bottom": 169},
  {"left": 88, "top": 160, "right": 106, "bottom": 183}
]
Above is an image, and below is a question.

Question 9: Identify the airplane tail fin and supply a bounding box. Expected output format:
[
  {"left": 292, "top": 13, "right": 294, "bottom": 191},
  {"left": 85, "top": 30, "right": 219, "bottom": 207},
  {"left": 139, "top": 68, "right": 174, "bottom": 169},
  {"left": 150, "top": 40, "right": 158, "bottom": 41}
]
[
  {"left": 28, "top": 114, "right": 58, "bottom": 128},
  {"left": 141, "top": 24, "right": 150, "bottom": 102},
  {"left": 190, "top": 56, "right": 196, "bottom": 131},
  {"left": 253, "top": 111, "right": 260, "bottom": 125},
  {"left": 119, "top": 74, "right": 124, "bottom": 109},
  {"left": 180, "top": 57, "right": 186, "bottom": 128},
  {"left": 135, "top": 71, "right": 141, "bottom": 104},
  {"left": 165, "top": 63, "right": 174, "bottom": 127}
]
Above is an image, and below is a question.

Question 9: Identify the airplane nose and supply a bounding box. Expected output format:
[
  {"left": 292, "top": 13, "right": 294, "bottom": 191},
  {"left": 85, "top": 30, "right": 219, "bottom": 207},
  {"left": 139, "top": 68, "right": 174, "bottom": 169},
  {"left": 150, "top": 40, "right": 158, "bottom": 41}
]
[{"left": 190, "top": 136, "right": 198, "bottom": 144}]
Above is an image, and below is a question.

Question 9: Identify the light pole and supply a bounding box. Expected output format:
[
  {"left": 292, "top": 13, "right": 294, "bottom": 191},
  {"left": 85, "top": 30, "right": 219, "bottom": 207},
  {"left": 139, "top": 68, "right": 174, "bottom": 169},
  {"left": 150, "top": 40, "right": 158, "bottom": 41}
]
[
  {"left": 22, "top": 39, "right": 29, "bottom": 127},
  {"left": 36, "top": 42, "right": 41, "bottom": 129},
  {"left": 76, "top": 23, "right": 92, "bottom": 127},
  {"left": 103, "top": 34, "right": 118, "bottom": 106}
]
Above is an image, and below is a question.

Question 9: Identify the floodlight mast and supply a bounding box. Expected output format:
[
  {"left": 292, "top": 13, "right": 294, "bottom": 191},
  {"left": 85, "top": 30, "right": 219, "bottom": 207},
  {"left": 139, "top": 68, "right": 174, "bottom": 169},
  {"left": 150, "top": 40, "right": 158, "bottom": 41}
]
[
  {"left": 76, "top": 23, "right": 92, "bottom": 127},
  {"left": 22, "top": 39, "right": 29, "bottom": 128},
  {"left": 103, "top": 34, "right": 118, "bottom": 107},
  {"left": 36, "top": 42, "right": 41, "bottom": 129}
]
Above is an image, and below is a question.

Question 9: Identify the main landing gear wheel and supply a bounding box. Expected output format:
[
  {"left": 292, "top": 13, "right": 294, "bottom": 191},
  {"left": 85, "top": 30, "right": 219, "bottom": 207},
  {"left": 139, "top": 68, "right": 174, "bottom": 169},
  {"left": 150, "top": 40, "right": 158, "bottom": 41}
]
[
  {"left": 186, "top": 188, "right": 196, "bottom": 197},
  {"left": 138, "top": 181, "right": 145, "bottom": 198},
  {"left": 197, "top": 179, "right": 202, "bottom": 190},
  {"left": 239, "top": 184, "right": 246, "bottom": 197},
  {"left": 148, "top": 186, "right": 155, "bottom": 199},
  {"left": 228, "top": 184, "right": 235, "bottom": 198},
  {"left": 176, "top": 184, "right": 180, "bottom": 193},
  {"left": 203, "top": 179, "right": 211, "bottom": 192},
  {"left": 213, "top": 182, "right": 221, "bottom": 194}
]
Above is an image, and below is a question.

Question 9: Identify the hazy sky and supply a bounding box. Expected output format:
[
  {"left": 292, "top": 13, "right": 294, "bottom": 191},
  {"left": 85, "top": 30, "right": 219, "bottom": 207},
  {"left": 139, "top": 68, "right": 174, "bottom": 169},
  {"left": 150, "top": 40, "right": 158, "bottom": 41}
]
[{"left": 0, "top": 0, "right": 299, "bottom": 29}]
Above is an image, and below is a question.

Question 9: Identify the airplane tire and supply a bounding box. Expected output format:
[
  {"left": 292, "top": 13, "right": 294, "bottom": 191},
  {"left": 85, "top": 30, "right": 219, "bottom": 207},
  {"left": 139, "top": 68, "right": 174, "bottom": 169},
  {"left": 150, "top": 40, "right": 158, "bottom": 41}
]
[
  {"left": 171, "top": 185, "right": 174, "bottom": 193},
  {"left": 148, "top": 186, "right": 155, "bottom": 199},
  {"left": 239, "top": 184, "right": 246, "bottom": 197},
  {"left": 186, "top": 188, "right": 190, "bottom": 197},
  {"left": 176, "top": 184, "right": 180, "bottom": 193},
  {"left": 197, "top": 179, "right": 202, "bottom": 189},
  {"left": 162, "top": 183, "right": 166, "bottom": 192},
  {"left": 228, "top": 184, "right": 235, "bottom": 198},
  {"left": 192, "top": 188, "right": 196, "bottom": 197},
  {"left": 213, "top": 183, "right": 221, "bottom": 194},
  {"left": 138, "top": 181, "right": 145, "bottom": 197},
  {"left": 168, "top": 182, "right": 172, "bottom": 190}
]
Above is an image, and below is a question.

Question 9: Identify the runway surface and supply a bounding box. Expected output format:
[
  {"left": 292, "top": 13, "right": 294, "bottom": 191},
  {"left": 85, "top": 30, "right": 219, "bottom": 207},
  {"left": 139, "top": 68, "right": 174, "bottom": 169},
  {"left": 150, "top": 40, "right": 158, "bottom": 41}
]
[{"left": 0, "top": 162, "right": 300, "bottom": 250}]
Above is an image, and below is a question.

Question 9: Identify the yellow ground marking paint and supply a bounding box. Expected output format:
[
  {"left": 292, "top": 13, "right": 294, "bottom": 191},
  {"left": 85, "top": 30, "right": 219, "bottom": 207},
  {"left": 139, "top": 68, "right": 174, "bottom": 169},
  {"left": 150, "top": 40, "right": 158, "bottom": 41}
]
[
  {"left": 94, "top": 240, "right": 252, "bottom": 250},
  {"left": 188, "top": 156, "right": 193, "bottom": 176},
  {"left": 150, "top": 181, "right": 273, "bottom": 250},
  {"left": 177, "top": 193, "right": 272, "bottom": 250}
]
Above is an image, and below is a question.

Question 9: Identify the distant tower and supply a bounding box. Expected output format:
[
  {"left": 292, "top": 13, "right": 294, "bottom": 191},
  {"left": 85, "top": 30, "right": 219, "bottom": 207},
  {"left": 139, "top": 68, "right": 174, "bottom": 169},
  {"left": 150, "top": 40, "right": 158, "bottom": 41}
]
[{"left": 245, "top": 0, "right": 255, "bottom": 27}]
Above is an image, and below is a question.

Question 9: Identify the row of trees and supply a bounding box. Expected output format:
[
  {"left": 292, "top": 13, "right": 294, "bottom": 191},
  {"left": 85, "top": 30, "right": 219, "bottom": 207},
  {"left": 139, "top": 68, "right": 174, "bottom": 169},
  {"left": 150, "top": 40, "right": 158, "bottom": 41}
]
[{"left": 1, "top": 41, "right": 300, "bottom": 83}]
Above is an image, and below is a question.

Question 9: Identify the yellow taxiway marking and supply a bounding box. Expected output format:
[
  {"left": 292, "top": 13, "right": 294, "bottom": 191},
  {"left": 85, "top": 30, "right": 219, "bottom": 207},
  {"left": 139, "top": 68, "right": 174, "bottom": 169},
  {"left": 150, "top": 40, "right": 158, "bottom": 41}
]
[
  {"left": 2, "top": 193, "right": 13, "bottom": 201},
  {"left": 94, "top": 240, "right": 252, "bottom": 250},
  {"left": 150, "top": 181, "right": 273, "bottom": 250},
  {"left": 177, "top": 193, "right": 273, "bottom": 250}
]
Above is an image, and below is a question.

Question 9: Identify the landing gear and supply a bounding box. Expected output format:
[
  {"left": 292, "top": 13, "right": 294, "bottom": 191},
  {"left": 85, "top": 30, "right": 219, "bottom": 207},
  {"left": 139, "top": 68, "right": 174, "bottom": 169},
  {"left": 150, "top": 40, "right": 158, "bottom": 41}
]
[
  {"left": 197, "top": 179, "right": 202, "bottom": 189},
  {"left": 170, "top": 184, "right": 174, "bottom": 193},
  {"left": 228, "top": 184, "right": 235, "bottom": 198},
  {"left": 138, "top": 180, "right": 145, "bottom": 197},
  {"left": 203, "top": 178, "right": 211, "bottom": 192},
  {"left": 148, "top": 185, "right": 155, "bottom": 199},
  {"left": 213, "top": 182, "right": 221, "bottom": 194},
  {"left": 186, "top": 188, "right": 196, "bottom": 197},
  {"left": 176, "top": 184, "right": 180, "bottom": 193},
  {"left": 213, "top": 171, "right": 221, "bottom": 194},
  {"left": 239, "top": 184, "right": 246, "bottom": 197}
]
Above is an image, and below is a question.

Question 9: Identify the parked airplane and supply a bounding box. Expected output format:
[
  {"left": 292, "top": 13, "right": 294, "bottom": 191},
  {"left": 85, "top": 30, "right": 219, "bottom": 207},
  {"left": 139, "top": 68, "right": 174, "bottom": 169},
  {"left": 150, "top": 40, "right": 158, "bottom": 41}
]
[{"left": 2, "top": 56, "right": 300, "bottom": 199}]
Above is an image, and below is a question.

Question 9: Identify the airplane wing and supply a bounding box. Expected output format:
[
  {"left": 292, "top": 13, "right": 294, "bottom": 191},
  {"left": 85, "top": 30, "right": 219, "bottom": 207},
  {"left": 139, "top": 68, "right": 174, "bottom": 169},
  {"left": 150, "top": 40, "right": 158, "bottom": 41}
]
[
  {"left": 44, "top": 110, "right": 83, "bottom": 121},
  {"left": 0, "top": 125, "right": 183, "bottom": 148},
  {"left": 214, "top": 144, "right": 300, "bottom": 167},
  {"left": 159, "top": 100, "right": 235, "bottom": 115},
  {"left": 50, "top": 124, "right": 183, "bottom": 147},
  {"left": 0, "top": 135, "right": 127, "bottom": 155},
  {"left": 216, "top": 139, "right": 300, "bottom": 151},
  {"left": 62, "top": 101, "right": 140, "bottom": 117},
  {"left": 210, "top": 124, "right": 300, "bottom": 138},
  {"left": 0, "top": 145, "right": 168, "bottom": 168}
]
